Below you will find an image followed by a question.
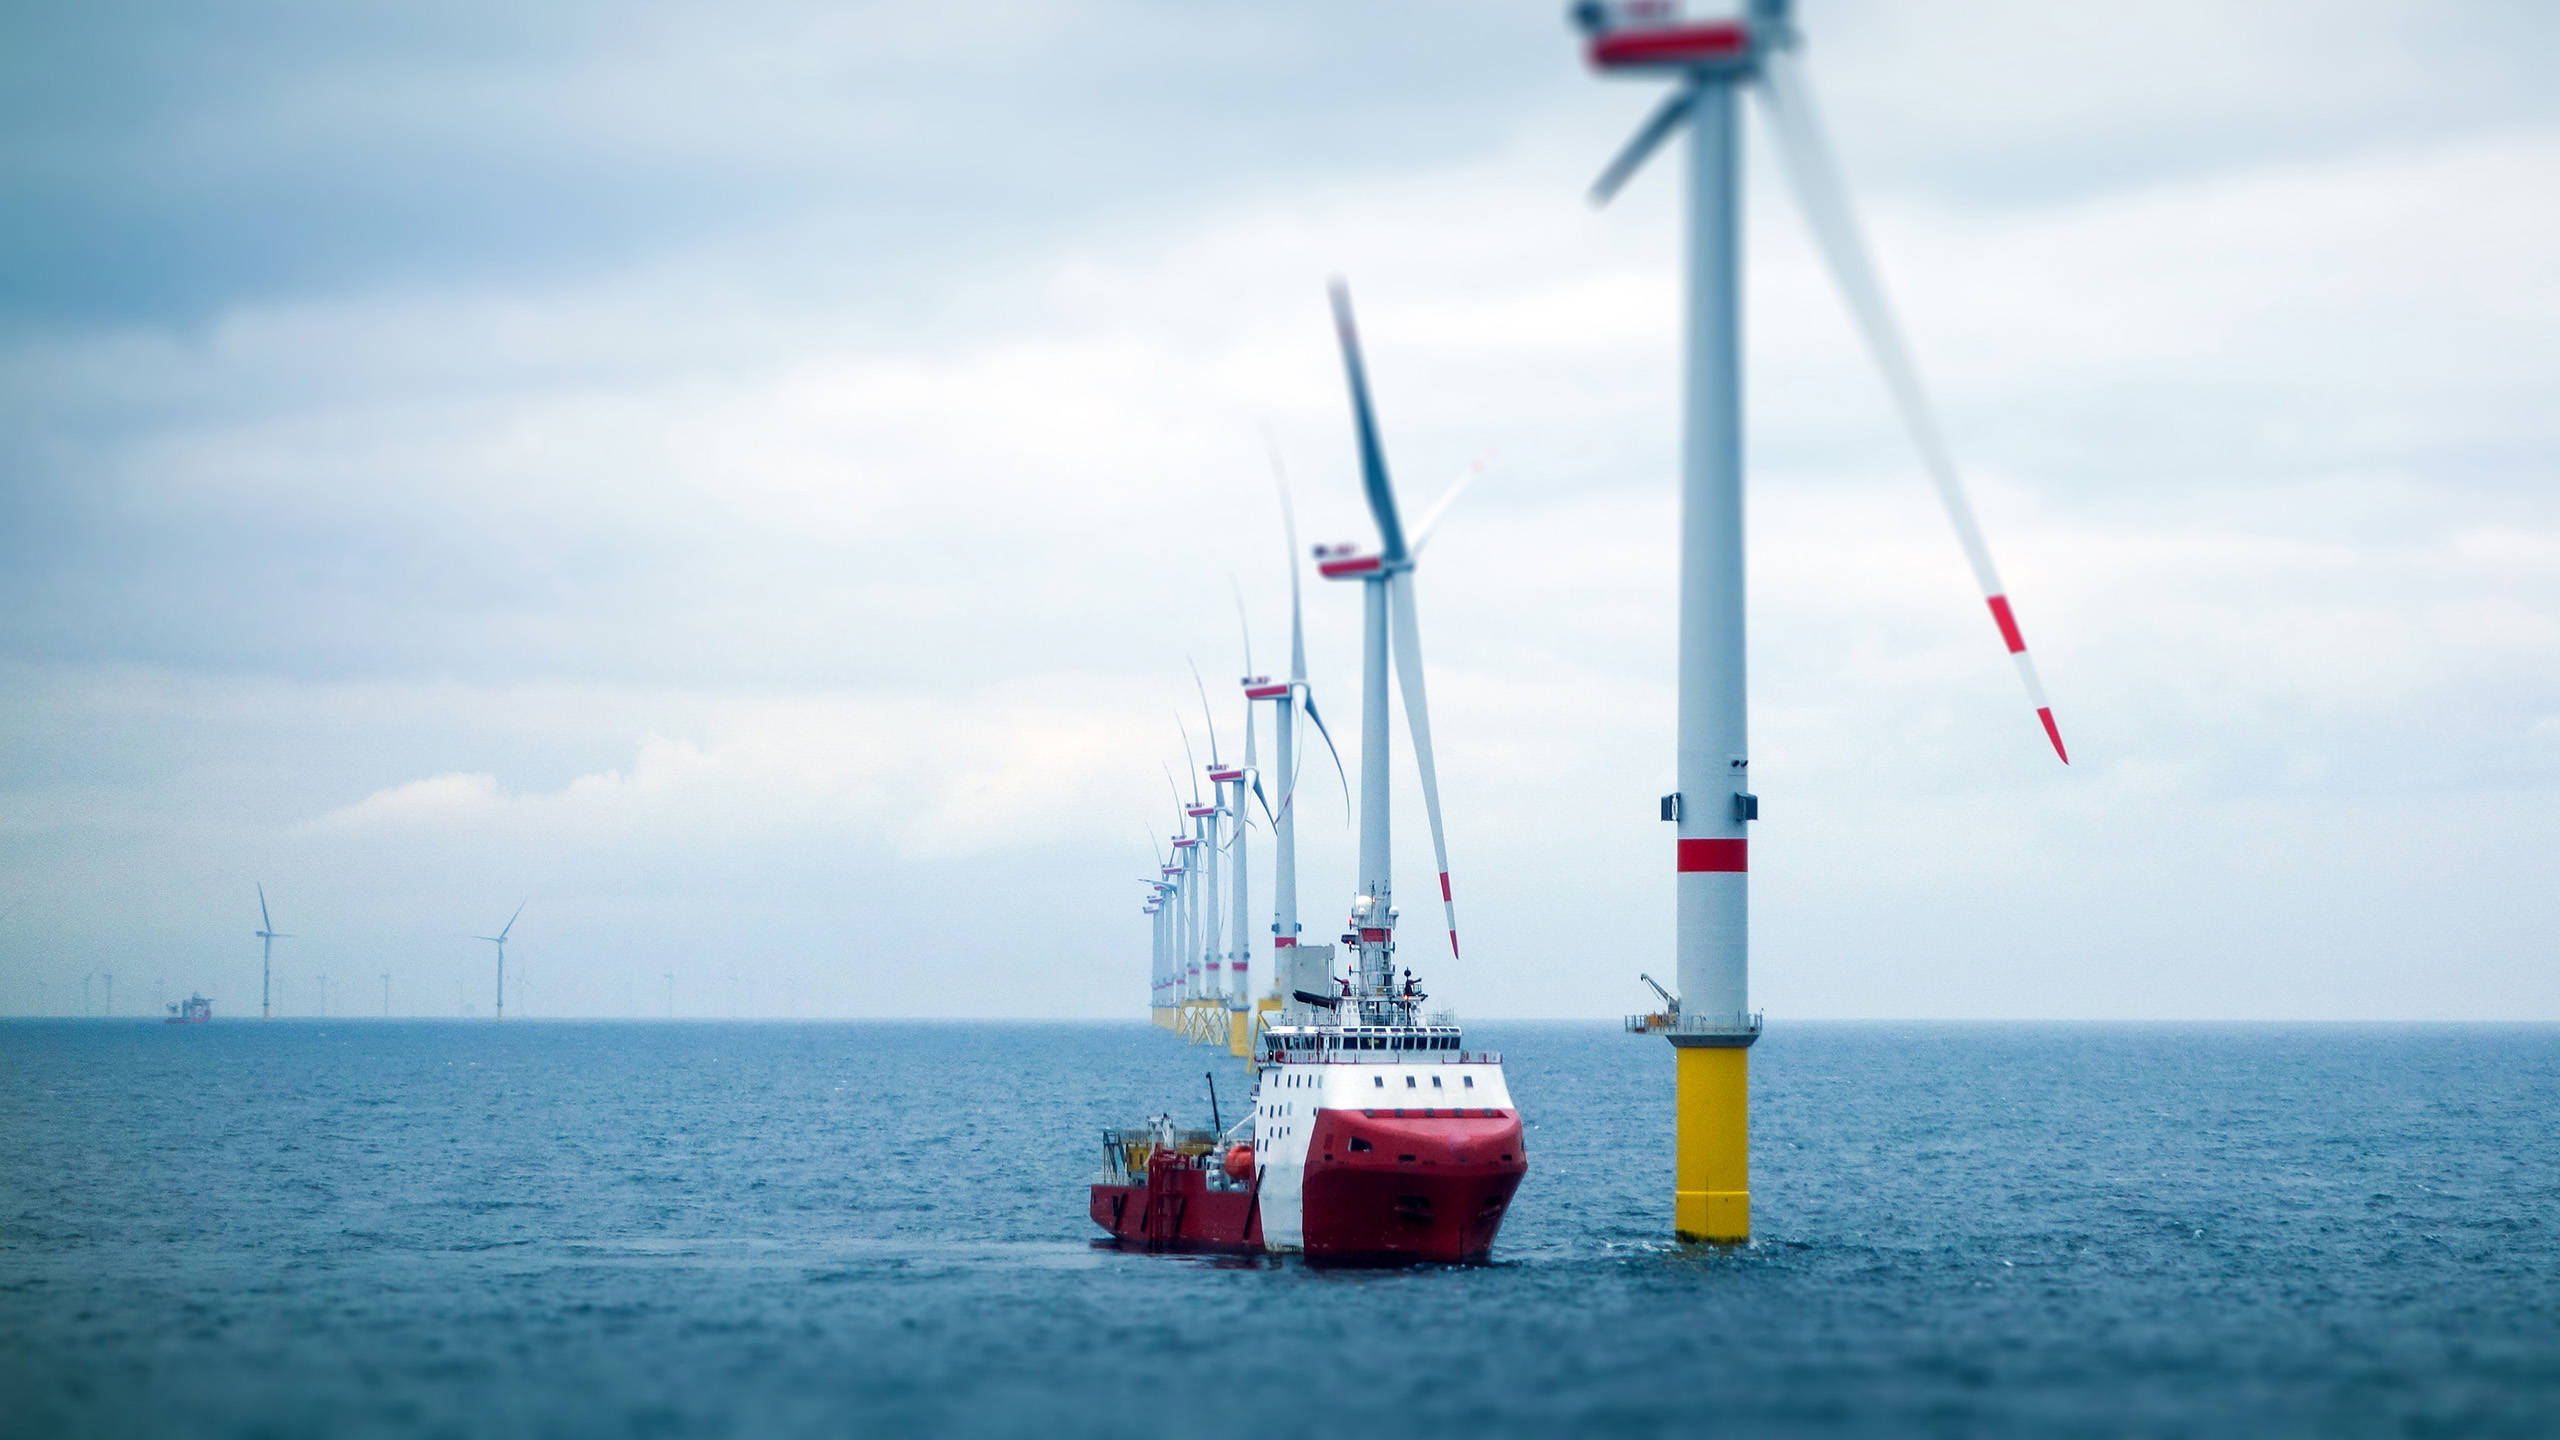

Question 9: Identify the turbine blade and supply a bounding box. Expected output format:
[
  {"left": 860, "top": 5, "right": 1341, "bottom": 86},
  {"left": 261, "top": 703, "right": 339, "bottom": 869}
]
[
  {"left": 1266, "top": 437, "right": 1309, "bottom": 686},
  {"left": 258, "top": 882, "right": 272, "bottom": 932},
  {"left": 1590, "top": 83, "right": 1699, "bottom": 206},
  {"left": 1326, "top": 280, "right": 1409, "bottom": 564},
  {"left": 1188, "top": 658, "right": 1222, "bottom": 768},
  {"left": 1410, "top": 454, "right": 1490, "bottom": 556},
  {"left": 499, "top": 900, "right": 525, "bottom": 941},
  {"left": 1249, "top": 771, "right": 1278, "bottom": 828},
  {"left": 1298, "top": 688, "right": 1352, "bottom": 825},
  {"left": 1226, "top": 571, "right": 1254, "bottom": 684},
  {"left": 1756, "top": 50, "right": 2068, "bottom": 763},
  {"left": 1176, "top": 715, "right": 1201, "bottom": 801},
  {"left": 1387, "top": 571, "right": 1460, "bottom": 961}
]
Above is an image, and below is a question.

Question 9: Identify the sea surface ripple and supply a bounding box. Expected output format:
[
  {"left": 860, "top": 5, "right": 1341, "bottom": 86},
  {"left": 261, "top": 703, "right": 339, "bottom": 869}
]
[{"left": 3, "top": 1020, "right": 2555, "bottom": 1437}]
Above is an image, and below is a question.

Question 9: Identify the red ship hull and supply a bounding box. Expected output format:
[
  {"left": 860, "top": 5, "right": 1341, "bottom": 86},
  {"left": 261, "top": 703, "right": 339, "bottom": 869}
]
[
  {"left": 1091, "top": 1109, "right": 1526, "bottom": 1264},
  {"left": 1090, "top": 1156, "right": 1264, "bottom": 1255}
]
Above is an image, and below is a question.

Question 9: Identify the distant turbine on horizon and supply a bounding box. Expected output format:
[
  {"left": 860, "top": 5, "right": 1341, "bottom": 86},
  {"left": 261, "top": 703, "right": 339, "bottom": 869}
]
[
  {"left": 475, "top": 901, "right": 525, "bottom": 1021},
  {"left": 254, "top": 884, "right": 291, "bottom": 1021}
]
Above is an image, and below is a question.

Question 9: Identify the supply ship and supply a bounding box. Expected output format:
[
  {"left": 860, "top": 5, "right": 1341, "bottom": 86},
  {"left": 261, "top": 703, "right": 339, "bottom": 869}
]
[
  {"left": 1095, "top": 281, "right": 1527, "bottom": 1264},
  {"left": 1093, "top": 972, "right": 1526, "bottom": 1263}
]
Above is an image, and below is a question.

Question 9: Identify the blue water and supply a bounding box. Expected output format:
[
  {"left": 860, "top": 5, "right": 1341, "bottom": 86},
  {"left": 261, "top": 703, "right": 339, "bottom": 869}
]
[{"left": 3, "top": 1021, "right": 2555, "bottom": 1437}]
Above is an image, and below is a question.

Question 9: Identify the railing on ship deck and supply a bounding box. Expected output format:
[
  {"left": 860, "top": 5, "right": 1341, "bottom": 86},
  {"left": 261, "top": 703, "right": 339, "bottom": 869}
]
[{"left": 1256, "top": 1049, "right": 1503, "bottom": 1065}]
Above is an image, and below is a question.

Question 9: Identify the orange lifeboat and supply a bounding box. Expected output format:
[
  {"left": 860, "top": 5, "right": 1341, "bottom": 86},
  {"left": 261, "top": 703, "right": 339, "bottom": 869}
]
[{"left": 1222, "top": 1144, "right": 1253, "bottom": 1181}]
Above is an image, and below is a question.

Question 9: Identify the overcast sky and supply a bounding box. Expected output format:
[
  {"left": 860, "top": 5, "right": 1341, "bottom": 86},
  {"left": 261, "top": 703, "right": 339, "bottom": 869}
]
[{"left": 4, "top": 0, "right": 2556, "bottom": 1021}]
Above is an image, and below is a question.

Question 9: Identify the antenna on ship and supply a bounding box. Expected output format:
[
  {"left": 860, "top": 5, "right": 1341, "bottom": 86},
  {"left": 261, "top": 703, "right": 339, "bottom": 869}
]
[
  {"left": 1575, "top": 0, "right": 2071, "bottom": 1243},
  {"left": 253, "top": 884, "right": 291, "bottom": 1021},
  {"left": 474, "top": 901, "right": 524, "bottom": 1021}
]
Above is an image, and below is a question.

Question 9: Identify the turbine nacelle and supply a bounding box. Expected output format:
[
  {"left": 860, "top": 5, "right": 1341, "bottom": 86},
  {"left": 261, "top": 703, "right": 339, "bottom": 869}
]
[
  {"left": 1573, "top": 0, "right": 1791, "bottom": 73},
  {"left": 1206, "top": 768, "right": 1244, "bottom": 784},
  {"left": 1313, "top": 544, "right": 1385, "bottom": 581}
]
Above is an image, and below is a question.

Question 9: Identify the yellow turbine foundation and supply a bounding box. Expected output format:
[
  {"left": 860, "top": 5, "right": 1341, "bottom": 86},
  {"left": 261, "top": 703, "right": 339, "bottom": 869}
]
[
  {"left": 1672, "top": 1043, "right": 1750, "bottom": 1243},
  {"left": 1152, "top": 1006, "right": 1178, "bottom": 1031},
  {"left": 1228, "top": 997, "right": 1280, "bottom": 1059},
  {"left": 1177, "top": 999, "right": 1228, "bottom": 1045}
]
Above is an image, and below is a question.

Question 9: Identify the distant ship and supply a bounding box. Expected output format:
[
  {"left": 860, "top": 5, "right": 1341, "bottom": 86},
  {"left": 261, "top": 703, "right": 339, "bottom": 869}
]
[{"left": 164, "top": 995, "right": 212, "bottom": 1024}]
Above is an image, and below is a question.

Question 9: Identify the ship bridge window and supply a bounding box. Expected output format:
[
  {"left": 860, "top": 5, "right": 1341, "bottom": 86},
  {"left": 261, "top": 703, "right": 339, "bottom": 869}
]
[
  {"left": 1373, "top": 1075, "right": 1383, "bottom": 1088},
  {"left": 1464, "top": 1076, "right": 1475, "bottom": 1088},
  {"left": 1406, "top": 1076, "right": 1417, "bottom": 1088},
  {"left": 1431, "top": 1076, "right": 1442, "bottom": 1088}
]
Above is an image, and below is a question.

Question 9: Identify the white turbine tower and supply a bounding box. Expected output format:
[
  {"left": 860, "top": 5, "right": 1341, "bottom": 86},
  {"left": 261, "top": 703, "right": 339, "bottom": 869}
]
[
  {"left": 475, "top": 901, "right": 525, "bottom": 1022},
  {"left": 254, "top": 883, "right": 290, "bottom": 1021},
  {"left": 1312, "top": 281, "right": 1467, "bottom": 1015},
  {"left": 1575, "top": 0, "right": 2072, "bottom": 1244}
]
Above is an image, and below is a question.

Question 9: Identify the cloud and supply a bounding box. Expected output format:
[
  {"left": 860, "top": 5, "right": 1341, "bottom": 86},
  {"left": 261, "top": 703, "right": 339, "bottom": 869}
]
[{"left": 314, "top": 771, "right": 503, "bottom": 829}]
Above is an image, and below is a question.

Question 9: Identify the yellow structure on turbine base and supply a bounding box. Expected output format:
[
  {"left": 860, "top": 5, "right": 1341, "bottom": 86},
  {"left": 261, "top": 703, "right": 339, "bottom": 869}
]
[
  {"left": 1176, "top": 999, "right": 1228, "bottom": 1046},
  {"left": 1152, "top": 1006, "right": 1178, "bottom": 1031},
  {"left": 1631, "top": 998, "right": 1761, "bottom": 1242},
  {"left": 1229, "top": 996, "right": 1280, "bottom": 1059},
  {"left": 1673, "top": 1042, "right": 1751, "bottom": 1242}
]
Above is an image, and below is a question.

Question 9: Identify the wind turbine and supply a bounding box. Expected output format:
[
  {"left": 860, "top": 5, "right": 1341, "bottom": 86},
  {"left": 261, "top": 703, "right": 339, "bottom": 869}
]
[
  {"left": 1247, "top": 455, "right": 1357, "bottom": 1024},
  {"left": 1174, "top": 720, "right": 1221, "bottom": 1015},
  {"left": 1574, "top": 0, "right": 2071, "bottom": 1244},
  {"left": 1197, "top": 656, "right": 1257, "bottom": 1020},
  {"left": 475, "top": 901, "right": 524, "bottom": 1021},
  {"left": 254, "top": 884, "right": 290, "bottom": 1021},
  {"left": 1313, "top": 280, "right": 1468, "bottom": 1016},
  {"left": 1186, "top": 671, "right": 1236, "bottom": 1012}
]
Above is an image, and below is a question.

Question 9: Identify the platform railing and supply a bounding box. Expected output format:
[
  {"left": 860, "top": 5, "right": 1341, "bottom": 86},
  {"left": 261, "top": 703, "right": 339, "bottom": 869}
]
[{"left": 1624, "top": 1009, "right": 1763, "bottom": 1040}]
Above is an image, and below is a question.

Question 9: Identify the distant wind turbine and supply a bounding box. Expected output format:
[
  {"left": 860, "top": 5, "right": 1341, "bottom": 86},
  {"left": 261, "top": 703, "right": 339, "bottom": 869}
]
[
  {"left": 475, "top": 901, "right": 525, "bottom": 1021},
  {"left": 255, "top": 884, "right": 291, "bottom": 1021}
]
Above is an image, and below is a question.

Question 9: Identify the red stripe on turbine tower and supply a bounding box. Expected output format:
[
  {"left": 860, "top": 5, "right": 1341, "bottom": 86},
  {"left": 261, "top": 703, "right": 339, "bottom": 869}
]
[
  {"left": 1677, "top": 839, "right": 1748, "bottom": 873},
  {"left": 1986, "top": 594, "right": 2026, "bottom": 654}
]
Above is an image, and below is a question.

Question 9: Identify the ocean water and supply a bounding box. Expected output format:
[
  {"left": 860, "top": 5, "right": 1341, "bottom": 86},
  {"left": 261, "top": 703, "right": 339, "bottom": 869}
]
[{"left": 2, "top": 1019, "right": 2555, "bottom": 1437}]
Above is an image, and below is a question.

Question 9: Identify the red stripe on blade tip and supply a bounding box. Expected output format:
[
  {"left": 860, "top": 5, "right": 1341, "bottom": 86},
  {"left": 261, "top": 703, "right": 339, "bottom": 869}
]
[
  {"left": 2037, "top": 707, "right": 2069, "bottom": 764},
  {"left": 1987, "top": 595, "right": 2027, "bottom": 654}
]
